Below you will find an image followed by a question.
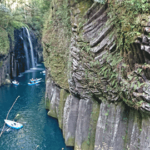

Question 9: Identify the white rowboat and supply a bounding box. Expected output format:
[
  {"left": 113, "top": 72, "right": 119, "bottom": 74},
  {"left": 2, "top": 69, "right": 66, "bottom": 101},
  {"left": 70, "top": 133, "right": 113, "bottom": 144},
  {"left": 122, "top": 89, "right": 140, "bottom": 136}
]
[
  {"left": 4, "top": 120, "right": 23, "bottom": 129},
  {"left": 12, "top": 81, "right": 19, "bottom": 86},
  {"left": 28, "top": 80, "right": 41, "bottom": 85}
]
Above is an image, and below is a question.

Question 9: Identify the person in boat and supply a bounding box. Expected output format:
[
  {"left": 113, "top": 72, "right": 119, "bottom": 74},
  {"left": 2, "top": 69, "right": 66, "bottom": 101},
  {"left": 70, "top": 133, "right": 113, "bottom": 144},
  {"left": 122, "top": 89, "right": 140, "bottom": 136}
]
[{"left": 31, "top": 78, "right": 34, "bottom": 81}]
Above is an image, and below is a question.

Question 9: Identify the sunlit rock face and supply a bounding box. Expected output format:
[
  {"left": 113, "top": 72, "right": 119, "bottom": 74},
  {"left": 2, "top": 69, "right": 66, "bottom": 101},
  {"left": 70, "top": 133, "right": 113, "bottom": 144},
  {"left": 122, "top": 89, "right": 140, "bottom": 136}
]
[{"left": 44, "top": 0, "right": 150, "bottom": 150}]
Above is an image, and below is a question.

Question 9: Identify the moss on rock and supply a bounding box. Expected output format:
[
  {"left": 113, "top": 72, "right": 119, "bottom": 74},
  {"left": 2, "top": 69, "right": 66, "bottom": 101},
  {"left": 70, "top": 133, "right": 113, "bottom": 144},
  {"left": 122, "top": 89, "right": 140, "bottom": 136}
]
[
  {"left": 79, "top": 100, "right": 100, "bottom": 150},
  {"left": 0, "top": 61, "right": 3, "bottom": 68},
  {"left": 58, "top": 89, "right": 69, "bottom": 129},
  {"left": 47, "top": 104, "right": 57, "bottom": 119},
  {"left": 42, "top": 0, "right": 71, "bottom": 90},
  {"left": 45, "top": 98, "right": 50, "bottom": 110},
  {"left": 0, "top": 28, "right": 9, "bottom": 55},
  {"left": 66, "top": 136, "right": 75, "bottom": 147}
]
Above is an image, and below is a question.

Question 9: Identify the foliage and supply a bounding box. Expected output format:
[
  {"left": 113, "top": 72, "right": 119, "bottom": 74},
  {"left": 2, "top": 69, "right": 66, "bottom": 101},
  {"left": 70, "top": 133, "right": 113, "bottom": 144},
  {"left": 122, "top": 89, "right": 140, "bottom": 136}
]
[
  {"left": 0, "top": 27, "right": 9, "bottom": 55},
  {"left": 94, "top": 0, "right": 106, "bottom": 4},
  {"left": 42, "top": 0, "right": 71, "bottom": 89},
  {"left": 0, "top": 60, "right": 3, "bottom": 67},
  {"left": 107, "top": 0, "right": 150, "bottom": 51},
  {"left": 23, "top": 0, "right": 51, "bottom": 37},
  {"left": 0, "top": 3, "right": 26, "bottom": 54},
  {"left": 0, "top": 0, "right": 51, "bottom": 55}
]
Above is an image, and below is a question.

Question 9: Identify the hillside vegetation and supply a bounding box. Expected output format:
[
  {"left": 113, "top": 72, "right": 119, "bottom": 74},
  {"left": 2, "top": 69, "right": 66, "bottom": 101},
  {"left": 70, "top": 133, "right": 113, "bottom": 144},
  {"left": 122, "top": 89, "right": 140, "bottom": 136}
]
[{"left": 0, "top": 0, "right": 50, "bottom": 55}]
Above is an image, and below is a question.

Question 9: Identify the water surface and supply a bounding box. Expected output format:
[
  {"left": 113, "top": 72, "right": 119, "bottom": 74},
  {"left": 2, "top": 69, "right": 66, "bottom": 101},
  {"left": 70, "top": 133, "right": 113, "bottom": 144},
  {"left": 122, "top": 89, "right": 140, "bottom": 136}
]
[{"left": 0, "top": 64, "right": 73, "bottom": 150}]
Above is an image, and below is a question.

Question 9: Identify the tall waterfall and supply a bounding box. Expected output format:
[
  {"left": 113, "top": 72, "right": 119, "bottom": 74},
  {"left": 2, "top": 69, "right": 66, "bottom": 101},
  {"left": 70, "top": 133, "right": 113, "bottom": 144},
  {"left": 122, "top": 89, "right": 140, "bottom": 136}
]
[
  {"left": 22, "top": 29, "right": 30, "bottom": 70},
  {"left": 25, "top": 27, "right": 35, "bottom": 68}
]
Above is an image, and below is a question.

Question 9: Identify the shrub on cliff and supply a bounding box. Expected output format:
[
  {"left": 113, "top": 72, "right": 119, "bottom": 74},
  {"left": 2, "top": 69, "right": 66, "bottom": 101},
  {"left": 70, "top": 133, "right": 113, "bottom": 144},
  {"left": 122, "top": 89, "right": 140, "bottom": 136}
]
[{"left": 0, "top": 28, "right": 9, "bottom": 55}]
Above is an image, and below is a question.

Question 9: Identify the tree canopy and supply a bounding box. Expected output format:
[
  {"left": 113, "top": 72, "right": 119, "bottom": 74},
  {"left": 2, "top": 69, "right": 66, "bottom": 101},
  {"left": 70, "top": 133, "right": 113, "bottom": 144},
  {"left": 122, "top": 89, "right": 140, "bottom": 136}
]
[{"left": 0, "top": 0, "right": 50, "bottom": 55}]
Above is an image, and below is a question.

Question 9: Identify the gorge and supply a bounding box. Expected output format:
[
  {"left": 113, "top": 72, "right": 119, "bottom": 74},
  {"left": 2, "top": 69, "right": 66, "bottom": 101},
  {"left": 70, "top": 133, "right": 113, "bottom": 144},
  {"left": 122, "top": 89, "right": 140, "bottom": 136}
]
[{"left": 1, "top": 0, "right": 150, "bottom": 150}]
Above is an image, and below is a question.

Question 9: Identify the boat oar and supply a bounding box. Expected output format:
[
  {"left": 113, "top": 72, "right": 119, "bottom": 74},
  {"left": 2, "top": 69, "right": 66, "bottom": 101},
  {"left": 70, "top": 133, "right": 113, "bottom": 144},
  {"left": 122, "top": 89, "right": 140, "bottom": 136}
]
[
  {"left": 13, "top": 114, "right": 27, "bottom": 124},
  {"left": 5, "top": 127, "right": 11, "bottom": 132},
  {"left": 0, "top": 96, "right": 20, "bottom": 138},
  {"left": 13, "top": 114, "right": 20, "bottom": 120},
  {"left": 34, "top": 145, "right": 39, "bottom": 150}
]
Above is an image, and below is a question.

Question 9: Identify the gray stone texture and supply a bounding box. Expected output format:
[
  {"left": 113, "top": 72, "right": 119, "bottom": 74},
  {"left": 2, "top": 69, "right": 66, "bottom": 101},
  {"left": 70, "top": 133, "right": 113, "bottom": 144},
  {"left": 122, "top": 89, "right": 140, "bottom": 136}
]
[
  {"left": 0, "top": 54, "right": 11, "bottom": 86},
  {"left": 63, "top": 95, "right": 79, "bottom": 146},
  {"left": 44, "top": 1, "right": 150, "bottom": 150},
  {"left": 75, "top": 99, "right": 93, "bottom": 149}
]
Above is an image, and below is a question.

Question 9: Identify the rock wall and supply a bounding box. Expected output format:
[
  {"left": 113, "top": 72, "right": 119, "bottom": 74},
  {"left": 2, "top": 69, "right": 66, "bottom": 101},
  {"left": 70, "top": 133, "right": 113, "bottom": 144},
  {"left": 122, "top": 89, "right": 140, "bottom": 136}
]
[
  {"left": 43, "top": 0, "right": 150, "bottom": 150},
  {"left": 0, "top": 54, "right": 11, "bottom": 86},
  {"left": 45, "top": 77, "right": 150, "bottom": 150}
]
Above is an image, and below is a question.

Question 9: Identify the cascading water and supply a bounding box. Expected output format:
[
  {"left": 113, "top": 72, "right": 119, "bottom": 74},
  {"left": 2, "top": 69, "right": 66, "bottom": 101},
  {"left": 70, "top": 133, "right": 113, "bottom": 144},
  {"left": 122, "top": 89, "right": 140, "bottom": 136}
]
[
  {"left": 21, "top": 29, "right": 30, "bottom": 70},
  {"left": 25, "top": 27, "right": 35, "bottom": 68}
]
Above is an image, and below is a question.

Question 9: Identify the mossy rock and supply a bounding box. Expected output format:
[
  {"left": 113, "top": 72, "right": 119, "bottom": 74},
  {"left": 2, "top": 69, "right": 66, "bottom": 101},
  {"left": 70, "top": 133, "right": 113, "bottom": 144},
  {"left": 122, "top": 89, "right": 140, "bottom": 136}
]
[
  {"left": 80, "top": 100, "right": 100, "bottom": 150},
  {"left": 42, "top": 0, "right": 70, "bottom": 90},
  {"left": 0, "top": 61, "right": 3, "bottom": 68},
  {"left": 66, "top": 136, "right": 75, "bottom": 146},
  {"left": 0, "top": 28, "right": 9, "bottom": 55},
  {"left": 5, "top": 79, "right": 11, "bottom": 84},
  {"left": 45, "top": 98, "right": 50, "bottom": 110},
  {"left": 58, "top": 89, "right": 69, "bottom": 129},
  {"left": 47, "top": 109, "right": 57, "bottom": 118}
]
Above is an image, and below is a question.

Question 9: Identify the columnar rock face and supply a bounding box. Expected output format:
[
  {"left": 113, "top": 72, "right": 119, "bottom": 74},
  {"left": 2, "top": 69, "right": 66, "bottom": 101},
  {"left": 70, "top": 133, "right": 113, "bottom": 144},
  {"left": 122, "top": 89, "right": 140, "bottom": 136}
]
[
  {"left": 43, "top": 0, "right": 150, "bottom": 150},
  {"left": 63, "top": 95, "right": 79, "bottom": 146},
  {"left": 0, "top": 54, "right": 11, "bottom": 86},
  {"left": 45, "top": 80, "right": 150, "bottom": 150}
]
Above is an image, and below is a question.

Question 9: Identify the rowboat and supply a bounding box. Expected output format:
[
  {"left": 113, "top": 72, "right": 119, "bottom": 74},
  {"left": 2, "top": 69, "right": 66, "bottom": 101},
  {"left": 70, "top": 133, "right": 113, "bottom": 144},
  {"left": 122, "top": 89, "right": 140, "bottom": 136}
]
[
  {"left": 12, "top": 81, "right": 19, "bottom": 86},
  {"left": 42, "top": 70, "right": 45, "bottom": 74},
  {"left": 28, "top": 81, "right": 41, "bottom": 85},
  {"left": 4, "top": 120, "right": 23, "bottom": 129},
  {"left": 30, "top": 78, "right": 42, "bottom": 82}
]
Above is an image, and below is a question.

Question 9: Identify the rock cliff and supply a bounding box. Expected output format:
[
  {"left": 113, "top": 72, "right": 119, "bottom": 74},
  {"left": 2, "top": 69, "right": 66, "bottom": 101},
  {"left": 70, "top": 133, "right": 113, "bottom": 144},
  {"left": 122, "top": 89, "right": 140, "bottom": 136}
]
[
  {"left": 0, "top": 54, "right": 11, "bottom": 86},
  {"left": 43, "top": 0, "right": 150, "bottom": 149}
]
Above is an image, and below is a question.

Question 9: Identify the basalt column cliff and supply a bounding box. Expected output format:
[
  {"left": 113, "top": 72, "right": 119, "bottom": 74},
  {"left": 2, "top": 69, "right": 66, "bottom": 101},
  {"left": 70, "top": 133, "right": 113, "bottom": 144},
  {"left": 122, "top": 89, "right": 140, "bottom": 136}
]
[{"left": 43, "top": 0, "right": 150, "bottom": 150}]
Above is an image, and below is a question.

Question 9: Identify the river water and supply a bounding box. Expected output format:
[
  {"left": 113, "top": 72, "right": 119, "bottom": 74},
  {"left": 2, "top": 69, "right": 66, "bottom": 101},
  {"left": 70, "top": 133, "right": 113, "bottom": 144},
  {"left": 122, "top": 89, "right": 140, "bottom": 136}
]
[{"left": 0, "top": 64, "right": 73, "bottom": 150}]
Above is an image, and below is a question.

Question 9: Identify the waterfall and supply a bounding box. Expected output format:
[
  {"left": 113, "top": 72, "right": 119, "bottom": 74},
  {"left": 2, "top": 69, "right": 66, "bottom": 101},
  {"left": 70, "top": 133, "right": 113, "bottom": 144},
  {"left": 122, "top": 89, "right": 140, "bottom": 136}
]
[
  {"left": 21, "top": 29, "right": 29, "bottom": 70},
  {"left": 25, "top": 27, "right": 35, "bottom": 68},
  {"left": 24, "top": 43, "right": 30, "bottom": 70}
]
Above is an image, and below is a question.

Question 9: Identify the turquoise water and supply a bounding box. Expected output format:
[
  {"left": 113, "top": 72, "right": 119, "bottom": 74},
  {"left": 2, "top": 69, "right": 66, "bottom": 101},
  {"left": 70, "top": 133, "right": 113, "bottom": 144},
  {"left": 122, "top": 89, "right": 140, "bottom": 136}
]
[{"left": 0, "top": 64, "right": 73, "bottom": 150}]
